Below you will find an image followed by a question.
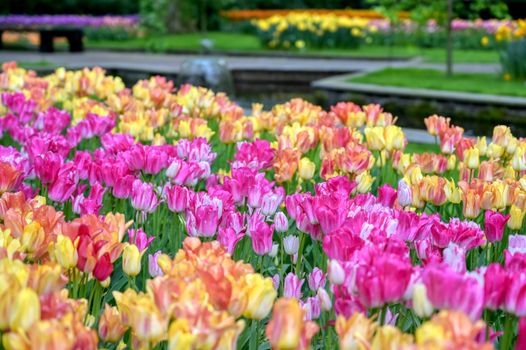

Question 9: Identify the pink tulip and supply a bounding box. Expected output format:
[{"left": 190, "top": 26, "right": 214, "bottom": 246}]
[
  {"left": 315, "top": 176, "right": 356, "bottom": 198},
  {"left": 164, "top": 184, "right": 189, "bottom": 213},
  {"left": 484, "top": 263, "right": 510, "bottom": 310},
  {"left": 504, "top": 272, "right": 526, "bottom": 317},
  {"left": 355, "top": 246, "right": 412, "bottom": 308},
  {"left": 143, "top": 147, "right": 169, "bottom": 174},
  {"left": 284, "top": 272, "right": 304, "bottom": 299},
  {"left": 272, "top": 274, "right": 280, "bottom": 290},
  {"left": 302, "top": 296, "right": 321, "bottom": 320},
  {"left": 112, "top": 175, "right": 135, "bottom": 199},
  {"left": 378, "top": 184, "right": 397, "bottom": 207},
  {"left": 48, "top": 162, "right": 79, "bottom": 203},
  {"left": 423, "top": 263, "right": 484, "bottom": 320},
  {"left": 484, "top": 210, "right": 510, "bottom": 243},
  {"left": 308, "top": 267, "right": 326, "bottom": 291},
  {"left": 250, "top": 220, "right": 274, "bottom": 256},
  {"left": 130, "top": 179, "right": 159, "bottom": 213},
  {"left": 442, "top": 243, "right": 466, "bottom": 272},
  {"left": 194, "top": 204, "right": 220, "bottom": 237},
  {"left": 217, "top": 227, "right": 244, "bottom": 255},
  {"left": 232, "top": 139, "right": 275, "bottom": 170},
  {"left": 323, "top": 227, "right": 364, "bottom": 261},
  {"left": 508, "top": 234, "right": 526, "bottom": 255},
  {"left": 148, "top": 251, "right": 164, "bottom": 277},
  {"left": 274, "top": 212, "right": 289, "bottom": 233},
  {"left": 517, "top": 318, "right": 526, "bottom": 350},
  {"left": 33, "top": 151, "right": 63, "bottom": 185},
  {"left": 128, "top": 228, "right": 154, "bottom": 253}
]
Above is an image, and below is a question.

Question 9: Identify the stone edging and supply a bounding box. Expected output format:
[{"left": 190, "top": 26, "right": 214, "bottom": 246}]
[{"left": 312, "top": 73, "right": 526, "bottom": 108}]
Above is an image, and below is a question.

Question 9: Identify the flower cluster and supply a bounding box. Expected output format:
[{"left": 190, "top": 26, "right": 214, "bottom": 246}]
[{"left": 1, "top": 62, "right": 526, "bottom": 349}]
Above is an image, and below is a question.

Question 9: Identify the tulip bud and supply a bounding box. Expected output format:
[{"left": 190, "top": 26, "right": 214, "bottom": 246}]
[
  {"left": 476, "top": 136, "right": 487, "bottom": 156},
  {"left": 274, "top": 212, "right": 289, "bottom": 233},
  {"left": 317, "top": 287, "right": 332, "bottom": 311},
  {"left": 447, "top": 155, "right": 456, "bottom": 171},
  {"left": 464, "top": 148, "right": 480, "bottom": 169},
  {"left": 269, "top": 243, "right": 279, "bottom": 258},
  {"left": 283, "top": 235, "right": 299, "bottom": 255},
  {"left": 101, "top": 277, "right": 111, "bottom": 288},
  {"left": 298, "top": 158, "right": 315, "bottom": 180},
  {"left": 328, "top": 260, "right": 345, "bottom": 285},
  {"left": 412, "top": 283, "right": 433, "bottom": 318},
  {"left": 55, "top": 235, "right": 78, "bottom": 269},
  {"left": 122, "top": 244, "right": 142, "bottom": 277},
  {"left": 308, "top": 267, "right": 326, "bottom": 291},
  {"left": 364, "top": 126, "right": 386, "bottom": 151},
  {"left": 508, "top": 205, "right": 526, "bottom": 230},
  {"left": 9, "top": 288, "right": 40, "bottom": 331},
  {"left": 356, "top": 172, "right": 374, "bottom": 194}
]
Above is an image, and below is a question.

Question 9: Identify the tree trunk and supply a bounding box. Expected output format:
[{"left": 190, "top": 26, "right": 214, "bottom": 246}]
[{"left": 446, "top": 0, "right": 454, "bottom": 76}]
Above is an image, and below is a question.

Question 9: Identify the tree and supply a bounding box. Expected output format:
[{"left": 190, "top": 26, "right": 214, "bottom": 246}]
[{"left": 370, "top": 0, "right": 509, "bottom": 76}]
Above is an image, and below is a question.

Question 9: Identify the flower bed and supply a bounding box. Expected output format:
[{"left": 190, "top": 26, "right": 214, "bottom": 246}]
[
  {"left": 0, "top": 61, "right": 526, "bottom": 349},
  {"left": 248, "top": 13, "right": 517, "bottom": 50}
]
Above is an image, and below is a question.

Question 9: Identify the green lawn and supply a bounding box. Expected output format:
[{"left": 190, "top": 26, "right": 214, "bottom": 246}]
[
  {"left": 405, "top": 142, "right": 440, "bottom": 154},
  {"left": 86, "top": 31, "right": 498, "bottom": 64},
  {"left": 349, "top": 68, "right": 526, "bottom": 97}
]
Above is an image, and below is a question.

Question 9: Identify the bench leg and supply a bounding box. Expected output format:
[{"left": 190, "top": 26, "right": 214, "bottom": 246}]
[
  {"left": 39, "top": 32, "right": 54, "bottom": 53},
  {"left": 67, "top": 32, "right": 84, "bottom": 52}
]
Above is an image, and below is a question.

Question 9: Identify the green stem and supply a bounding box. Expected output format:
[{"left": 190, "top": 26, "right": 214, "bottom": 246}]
[
  {"left": 379, "top": 304, "right": 388, "bottom": 326},
  {"left": 295, "top": 232, "right": 306, "bottom": 276},
  {"left": 501, "top": 313, "right": 516, "bottom": 350}
]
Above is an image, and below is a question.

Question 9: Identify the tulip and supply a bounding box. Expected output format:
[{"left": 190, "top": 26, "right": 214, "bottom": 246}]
[
  {"left": 508, "top": 205, "right": 526, "bottom": 230},
  {"left": 284, "top": 273, "right": 304, "bottom": 299},
  {"left": 356, "top": 172, "right": 374, "bottom": 194},
  {"left": 517, "top": 317, "right": 526, "bottom": 350},
  {"left": 308, "top": 267, "right": 326, "bottom": 291},
  {"left": 298, "top": 158, "right": 315, "bottom": 180},
  {"left": 48, "top": 163, "right": 79, "bottom": 203},
  {"left": 371, "top": 326, "right": 413, "bottom": 350},
  {"left": 164, "top": 184, "right": 189, "bottom": 213},
  {"left": 168, "top": 319, "right": 196, "bottom": 350},
  {"left": 463, "top": 148, "right": 479, "bottom": 169},
  {"left": 283, "top": 235, "right": 299, "bottom": 255},
  {"left": 266, "top": 298, "right": 319, "bottom": 350},
  {"left": 484, "top": 210, "right": 510, "bottom": 243},
  {"left": 243, "top": 273, "right": 277, "bottom": 320},
  {"left": 504, "top": 272, "right": 526, "bottom": 317},
  {"left": 54, "top": 234, "right": 78, "bottom": 269},
  {"left": 317, "top": 287, "right": 332, "bottom": 311},
  {"left": 9, "top": 288, "right": 40, "bottom": 331},
  {"left": 128, "top": 228, "right": 154, "bottom": 253},
  {"left": 274, "top": 212, "right": 289, "bottom": 233},
  {"left": 378, "top": 184, "right": 396, "bottom": 207},
  {"left": 148, "top": 251, "right": 164, "bottom": 277},
  {"left": 251, "top": 221, "right": 274, "bottom": 256},
  {"left": 336, "top": 313, "right": 377, "bottom": 350},
  {"left": 397, "top": 179, "right": 412, "bottom": 207},
  {"left": 302, "top": 296, "right": 321, "bottom": 320},
  {"left": 99, "top": 304, "right": 127, "bottom": 342},
  {"left": 217, "top": 227, "right": 244, "bottom": 255},
  {"left": 93, "top": 252, "right": 113, "bottom": 281},
  {"left": 484, "top": 263, "right": 509, "bottom": 310},
  {"left": 123, "top": 244, "right": 142, "bottom": 277},
  {"left": 131, "top": 179, "right": 159, "bottom": 213},
  {"left": 364, "top": 126, "right": 385, "bottom": 151},
  {"left": 412, "top": 283, "right": 433, "bottom": 318},
  {"left": 329, "top": 260, "right": 345, "bottom": 285}
]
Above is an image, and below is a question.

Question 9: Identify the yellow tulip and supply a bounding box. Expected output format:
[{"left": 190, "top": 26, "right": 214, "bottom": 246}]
[
  {"left": 242, "top": 274, "right": 277, "bottom": 320},
  {"left": 463, "top": 148, "right": 480, "bottom": 169},
  {"left": 9, "top": 288, "right": 40, "bottom": 331},
  {"left": 364, "top": 126, "right": 385, "bottom": 151},
  {"left": 168, "top": 320, "right": 196, "bottom": 350},
  {"left": 508, "top": 205, "right": 526, "bottom": 230},
  {"left": 298, "top": 158, "right": 315, "bottom": 180},
  {"left": 356, "top": 172, "right": 374, "bottom": 194},
  {"left": 122, "top": 244, "right": 142, "bottom": 277},
  {"left": 371, "top": 326, "right": 413, "bottom": 350},
  {"left": 54, "top": 235, "right": 78, "bottom": 269}
]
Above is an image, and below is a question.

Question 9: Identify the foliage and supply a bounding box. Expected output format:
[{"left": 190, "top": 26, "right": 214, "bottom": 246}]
[{"left": 499, "top": 38, "right": 526, "bottom": 80}]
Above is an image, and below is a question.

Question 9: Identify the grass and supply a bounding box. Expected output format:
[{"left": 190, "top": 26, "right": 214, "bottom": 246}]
[
  {"left": 349, "top": 68, "right": 526, "bottom": 97},
  {"left": 0, "top": 59, "right": 55, "bottom": 69},
  {"left": 85, "top": 31, "right": 499, "bottom": 64},
  {"left": 405, "top": 142, "right": 440, "bottom": 154}
]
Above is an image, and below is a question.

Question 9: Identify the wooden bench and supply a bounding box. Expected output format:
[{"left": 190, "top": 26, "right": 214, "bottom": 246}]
[{"left": 0, "top": 27, "right": 84, "bottom": 52}]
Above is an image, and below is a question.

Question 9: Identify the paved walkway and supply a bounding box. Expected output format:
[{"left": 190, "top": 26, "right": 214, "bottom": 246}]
[{"left": 0, "top": 50, "right": 500, "bottom": 74}]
